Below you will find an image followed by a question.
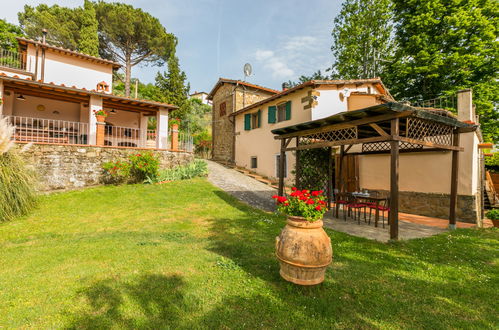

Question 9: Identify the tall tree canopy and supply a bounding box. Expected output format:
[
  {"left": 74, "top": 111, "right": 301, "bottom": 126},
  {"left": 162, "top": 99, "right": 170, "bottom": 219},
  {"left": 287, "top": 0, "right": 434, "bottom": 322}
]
[
  {"left": 0, "top": 19, "right": 24, "bottom": 51},
  {"left": 18, "top": 1, "right": 99, "bottom": 56},
  {"left": 387, "top": 0, "right": 499, "bottom": 142},
  {"left": 330, "top": 0, "right": 394, "bottom": 79},
  {"left": 94, "top": 1, "right": 176, "bottom": 97}
]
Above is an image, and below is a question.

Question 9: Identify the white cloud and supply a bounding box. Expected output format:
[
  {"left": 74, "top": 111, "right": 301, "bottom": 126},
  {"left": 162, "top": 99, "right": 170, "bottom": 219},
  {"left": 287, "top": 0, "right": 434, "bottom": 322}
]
[
  {"left": 282, "top": 36, "right": 317, "bottom": 52},
  {"left": 255, "top": 49, "right": 294, "bottom": 79}
]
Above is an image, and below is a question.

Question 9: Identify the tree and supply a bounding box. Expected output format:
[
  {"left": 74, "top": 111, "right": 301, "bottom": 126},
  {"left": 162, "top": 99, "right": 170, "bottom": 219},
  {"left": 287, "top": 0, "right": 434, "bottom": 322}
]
[
  {"left": 17, "top": 2, "right": 99, "bottom": 56},
  {"left": 155, "top": 54, "right": 191, "bottom": 126},
  {"left": 285, "top": 70, "right": 330, "bottom": 88},
  {"left": 387, "top": 0, "right": 499, "bottom": 142},
  {"left": 0, "top": 19, "right": 24, "bottom": 51},
  {"left": 330, "top": 0, "right": 394, "bottom": 79},
  {"left": 94, "top": 1, "right": 176, "bottom": 97}
]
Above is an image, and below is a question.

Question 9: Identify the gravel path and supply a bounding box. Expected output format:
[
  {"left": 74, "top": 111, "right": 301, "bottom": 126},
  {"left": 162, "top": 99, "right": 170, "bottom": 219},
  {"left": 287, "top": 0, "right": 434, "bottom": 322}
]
[{"left": 206, "top": 160, "right": 276, "bottom": 212}]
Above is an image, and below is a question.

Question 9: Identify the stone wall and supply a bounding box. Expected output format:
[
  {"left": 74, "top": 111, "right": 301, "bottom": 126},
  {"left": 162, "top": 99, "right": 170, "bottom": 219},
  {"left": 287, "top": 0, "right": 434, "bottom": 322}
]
[
  {"left": 373, "top": 190, "right": 479, "bottom": 223},
  {"left": 211, "top": 82, "right": 275, "bottom": 163},
  {"left": 15, "top": 143, "right": 194, "bottom": 191}
]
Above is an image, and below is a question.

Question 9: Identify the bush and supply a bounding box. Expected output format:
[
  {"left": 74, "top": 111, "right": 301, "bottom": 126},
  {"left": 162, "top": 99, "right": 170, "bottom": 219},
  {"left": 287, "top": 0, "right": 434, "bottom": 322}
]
[
  {"left": 102, "top": 152, "right": 159, "bottom": 184},
  {"left": 0, "top": 151, "right": 37, "bottom": 222},
  {"left": 149, "top": 160, "right": 208, "bottom": 183},
  {"left": 128, "top": 152, "right": 159, "bottom": 182},
  {"left": 485, "top": 152, "right": 498, "bottom": 173},
  {"left": 486, "top": 209, "right": 499, "bottom": 220}
]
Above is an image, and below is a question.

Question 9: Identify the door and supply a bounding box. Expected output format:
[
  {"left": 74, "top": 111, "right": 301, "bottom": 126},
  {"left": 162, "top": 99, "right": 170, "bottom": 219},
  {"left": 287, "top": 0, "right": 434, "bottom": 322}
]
[{"left": 334, "top": 154, "right": 359, "bottom": 192}]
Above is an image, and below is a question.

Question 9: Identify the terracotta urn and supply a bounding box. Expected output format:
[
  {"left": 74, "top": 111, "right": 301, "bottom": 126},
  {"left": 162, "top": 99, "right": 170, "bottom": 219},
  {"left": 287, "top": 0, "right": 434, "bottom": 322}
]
[
  {"left": 96, "top": 114, "right": 106, "bottom": 123},
  {"left": 275, "top": 216, "right": 332, "bottom": 285}
]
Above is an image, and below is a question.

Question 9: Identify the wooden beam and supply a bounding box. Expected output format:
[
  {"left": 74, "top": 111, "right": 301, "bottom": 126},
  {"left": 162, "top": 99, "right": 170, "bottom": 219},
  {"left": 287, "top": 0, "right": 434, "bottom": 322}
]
[
  {"left": 5, "top": 87, "right": 87, "bottom": 104},
  {"left": 274, "top": 111, "right": 413, "bottom": 140},
  {"left": 348, "top": 147, "right": 450, "bottom": 156},
  {"left": 389, "top": 118, "right": 399, "bottom": 240},
  {"left": 278, "top": 139, "right": 286, "bottom": 196},
  {"left": 285, "top": 136, "right": 391, "bottom": 151},
  {"left": 344, "top": 144, "right": 353, "bottom": 153},
  {"left": 369, "top": 123, "right": 389, "bottom": 136},
  {"left": 395, "top": 136, "right": 463, "bottom": 151},
  {"left": 449, "top": 131, "right": 460, "bottom": 229}
]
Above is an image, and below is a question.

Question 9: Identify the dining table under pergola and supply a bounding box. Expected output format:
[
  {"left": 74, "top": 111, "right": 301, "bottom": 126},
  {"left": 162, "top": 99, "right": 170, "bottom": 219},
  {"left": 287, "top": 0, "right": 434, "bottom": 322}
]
[{"left": 271, "top": 102, "right": 477, "bottom": 240}]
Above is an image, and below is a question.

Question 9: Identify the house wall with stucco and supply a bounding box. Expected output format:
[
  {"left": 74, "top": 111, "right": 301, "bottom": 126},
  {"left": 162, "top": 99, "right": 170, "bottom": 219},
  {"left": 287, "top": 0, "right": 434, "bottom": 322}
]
[{"left": 26, "top": 44, "right": 114, "bottom": 93}]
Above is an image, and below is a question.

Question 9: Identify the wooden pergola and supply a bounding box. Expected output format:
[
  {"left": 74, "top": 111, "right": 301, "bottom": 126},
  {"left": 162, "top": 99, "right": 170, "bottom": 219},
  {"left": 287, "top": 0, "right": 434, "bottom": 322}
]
[{"left": 272, "top": 102, "right": 477, "bottom": 240}]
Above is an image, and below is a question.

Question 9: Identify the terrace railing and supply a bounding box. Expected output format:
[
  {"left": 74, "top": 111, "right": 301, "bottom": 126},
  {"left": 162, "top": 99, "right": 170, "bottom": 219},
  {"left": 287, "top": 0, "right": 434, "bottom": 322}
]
[
  {"left": 0, "top": 49, "right": 27, "bottom": 71},
  {"left": 5, "top": 115, "right": 89, "bottom": 145},
  {"left": 169, "top": 131, "right": 194, "bottom": 152},
  {"left": 104, "top": 125, "right": 146, "bottom": 148}
]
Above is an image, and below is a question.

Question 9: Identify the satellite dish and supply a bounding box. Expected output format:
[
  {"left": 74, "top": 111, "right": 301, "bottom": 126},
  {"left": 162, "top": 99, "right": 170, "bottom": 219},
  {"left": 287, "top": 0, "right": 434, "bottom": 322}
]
[{"left": 243, "top": 63, "right": 252, "bottom": 79}]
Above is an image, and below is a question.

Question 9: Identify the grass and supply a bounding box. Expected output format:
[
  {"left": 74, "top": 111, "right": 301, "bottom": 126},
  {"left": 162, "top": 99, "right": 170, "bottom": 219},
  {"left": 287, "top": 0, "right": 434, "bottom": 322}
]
[{"left": 0, "top": 178, "right": 497, "bottom": 329}]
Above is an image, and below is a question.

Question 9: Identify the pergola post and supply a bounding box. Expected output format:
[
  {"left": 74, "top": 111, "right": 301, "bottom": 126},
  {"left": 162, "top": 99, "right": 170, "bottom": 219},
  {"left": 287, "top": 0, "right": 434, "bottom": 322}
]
[
  {"left": 278, "top": 139, "right": 286, "bottom": 196},
  {"left": 327, "top": 147, "right": 333, "bottom": 209},
  {"left": 389, "top": 118, "right": 399, "bottom": 240},
  {"left": 335, "top": 145, "right": 345, "bottom": 218},
  {"left": 449, "top": 130, "right": 460, "bottom": 229},
  {"left": 295, "top": 137, "right": 300, "bottom": 189}
]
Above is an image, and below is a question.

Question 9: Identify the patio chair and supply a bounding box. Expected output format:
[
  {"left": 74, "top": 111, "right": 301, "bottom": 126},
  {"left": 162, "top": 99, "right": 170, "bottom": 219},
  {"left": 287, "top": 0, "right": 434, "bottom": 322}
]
[
  {"left": 334, "top": 192, "right": 350, "bottom": 221},
  {"left": 368, "top": 198, "right": 390, "bottom": 228},
  {"left": 346, "top": 201, "right": 368, "bottom": 224}
]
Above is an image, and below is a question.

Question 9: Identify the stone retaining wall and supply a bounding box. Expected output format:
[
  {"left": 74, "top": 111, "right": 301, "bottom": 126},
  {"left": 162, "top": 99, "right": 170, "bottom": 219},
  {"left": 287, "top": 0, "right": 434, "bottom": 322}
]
[
  {"left": 374, "top": 190, "right": 479, "bottom": 223},
  {"left": 15, "top": 143, "right": 194, "bottom": 191}
]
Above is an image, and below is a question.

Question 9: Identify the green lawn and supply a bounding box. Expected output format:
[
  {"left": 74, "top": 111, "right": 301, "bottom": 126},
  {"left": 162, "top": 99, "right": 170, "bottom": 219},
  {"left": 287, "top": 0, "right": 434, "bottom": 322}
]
[{"left": 0, "top": 178, "right": 498, "bottom": 329}]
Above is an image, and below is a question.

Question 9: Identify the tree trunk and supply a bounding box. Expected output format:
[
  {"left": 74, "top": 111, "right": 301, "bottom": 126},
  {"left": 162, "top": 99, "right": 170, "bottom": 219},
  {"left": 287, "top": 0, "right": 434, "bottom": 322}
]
[{"left": 125, "top": 54, "right": 132, "bottom": 97}]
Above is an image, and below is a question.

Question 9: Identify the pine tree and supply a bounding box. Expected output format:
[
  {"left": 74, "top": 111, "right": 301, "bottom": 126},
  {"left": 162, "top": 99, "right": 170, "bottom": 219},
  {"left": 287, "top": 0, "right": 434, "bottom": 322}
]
[{"left": 76, "top": 0, "right": 99, "bottom": 56}]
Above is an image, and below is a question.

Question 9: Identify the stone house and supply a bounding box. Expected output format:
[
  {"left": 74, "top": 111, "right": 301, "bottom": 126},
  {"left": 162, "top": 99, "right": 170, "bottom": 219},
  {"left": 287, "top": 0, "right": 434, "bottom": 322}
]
[
  {"left": 0, "top": 34, "right": 177, "bottom": 150},
  {"left": 207, "top": 78, "right": 278, "bottom": 162},
  {"left": 209, "top": 77, "right": 483, "bottom": 223}
]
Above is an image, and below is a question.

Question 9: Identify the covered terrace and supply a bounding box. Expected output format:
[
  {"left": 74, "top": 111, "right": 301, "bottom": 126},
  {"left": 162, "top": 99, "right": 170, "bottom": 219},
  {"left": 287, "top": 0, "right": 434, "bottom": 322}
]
[{"left": 272, "top": 102, "right": 478, "bottom": 240}]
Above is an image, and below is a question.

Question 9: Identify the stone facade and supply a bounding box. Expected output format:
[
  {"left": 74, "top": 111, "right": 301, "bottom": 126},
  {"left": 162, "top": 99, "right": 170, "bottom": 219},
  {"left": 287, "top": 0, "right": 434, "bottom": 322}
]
[
  {"left": 211, "top": 82, "right": 275, "bottom": 163},
  {"left": 373, "top": 190, "right": 479, "bottom": 223},
  {"left": 15, "top": 143, "right": 194, "bottom": 191}
]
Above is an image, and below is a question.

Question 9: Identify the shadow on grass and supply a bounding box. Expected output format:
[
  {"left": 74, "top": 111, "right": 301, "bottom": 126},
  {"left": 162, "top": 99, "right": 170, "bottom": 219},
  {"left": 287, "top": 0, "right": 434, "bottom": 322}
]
[
  {"left": 206, "top": 190, "right": 498, "bottom": 328},
  {"left": 66, "top": 274, "right": 193, "bottom": 329}
]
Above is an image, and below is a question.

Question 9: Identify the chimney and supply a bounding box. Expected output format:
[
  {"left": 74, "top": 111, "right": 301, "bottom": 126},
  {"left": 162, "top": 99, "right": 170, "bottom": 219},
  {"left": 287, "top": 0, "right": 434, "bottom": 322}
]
[
  {"left": 282, "top": 82, "right": 288, "bottom": 91},
  {"left": 457, "top": 89, "right": 474, "bottom": 123},
  {"left": 42, "top": 29, "right": 47, "bottom": 44}
]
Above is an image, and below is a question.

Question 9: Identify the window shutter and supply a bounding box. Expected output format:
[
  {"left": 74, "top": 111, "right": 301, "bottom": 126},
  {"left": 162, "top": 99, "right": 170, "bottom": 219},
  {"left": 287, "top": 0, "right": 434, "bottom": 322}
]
[
  {"left": 257, "top": 110, "right": 261, "bottom": 128},
  {"left": 285, "top": 101, "right": 292, "bottom": 120},
  {"left": 244, "top": 113, "right": 251, "bottom": 130},
  {"left": 268, "top": 106, "right": 276, "bottom": 123}
]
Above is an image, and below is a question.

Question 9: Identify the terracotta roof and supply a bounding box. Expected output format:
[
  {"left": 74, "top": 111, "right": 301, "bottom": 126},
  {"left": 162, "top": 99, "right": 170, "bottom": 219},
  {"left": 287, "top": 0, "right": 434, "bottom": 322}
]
[
  {"left": 17, "top": 37, "right": 122, "bottom": 69},
  {"left": 230, "top": 78, "right": 394, "bottom": 117},
  {"left": 207, "top": 78, "right": 279, "bottom": 100},
  {"left": 0, "top": 73, "right": 177, "bottom": 110}
]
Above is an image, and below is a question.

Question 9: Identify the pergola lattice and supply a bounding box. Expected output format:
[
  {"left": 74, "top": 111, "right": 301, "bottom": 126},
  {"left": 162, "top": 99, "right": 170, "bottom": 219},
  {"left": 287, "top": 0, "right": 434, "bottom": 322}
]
[{"left": 272, "top": 102, "right": 477, "bottom": 240}]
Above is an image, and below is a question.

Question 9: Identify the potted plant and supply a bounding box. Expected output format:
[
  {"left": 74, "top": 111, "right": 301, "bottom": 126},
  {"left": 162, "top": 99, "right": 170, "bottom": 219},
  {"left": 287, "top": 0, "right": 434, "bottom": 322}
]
[
  {"left": 169, "top": 118, "right": 181, "bottom": 130},
  {"left": 486, "top": 209, "right": 499, "bottom": 228},
  {"left": 273, "top": 188, "right": 332, "bottom": 285},
  {"left": 93, "top": 109, "right": 108, "bottom": 122}
]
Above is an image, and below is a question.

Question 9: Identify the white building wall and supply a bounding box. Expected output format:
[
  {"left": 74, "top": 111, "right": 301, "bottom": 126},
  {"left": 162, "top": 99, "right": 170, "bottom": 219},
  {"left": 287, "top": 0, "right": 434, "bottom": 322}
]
[{"left": 312, "top": 85, "right": 374, "bottom": 121}]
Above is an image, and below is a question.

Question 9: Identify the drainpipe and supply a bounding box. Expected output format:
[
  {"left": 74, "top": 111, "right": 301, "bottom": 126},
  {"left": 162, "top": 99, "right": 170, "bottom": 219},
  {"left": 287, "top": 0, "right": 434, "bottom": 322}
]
[
  {"left": 33, "top": 44, "right": 39, "bottom": 81},
  {"left": 40, "top": 29, "right": 47, "bottom": 82}
]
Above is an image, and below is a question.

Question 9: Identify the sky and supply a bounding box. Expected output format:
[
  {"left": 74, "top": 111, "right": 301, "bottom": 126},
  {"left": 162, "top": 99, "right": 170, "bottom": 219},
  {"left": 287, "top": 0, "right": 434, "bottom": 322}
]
[{"left": 1, "top": 0, "right": 341, "bottom": 93}]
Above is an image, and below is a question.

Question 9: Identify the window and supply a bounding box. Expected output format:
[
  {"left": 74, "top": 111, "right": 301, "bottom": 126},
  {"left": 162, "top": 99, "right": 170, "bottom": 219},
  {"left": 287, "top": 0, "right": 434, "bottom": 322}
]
[
  {"left": 276, "top": 101, "right": 291, "bottom": 123},
  {"left": 276, "top": 154, "right": 287, "bottom": 178},
  {"left": 251, "top": 156, "right": 257, "bottom": 169},
  {"left": 220, "top": 102, "right": 226, "bottom": 116},
  {"left": 251, "top": 110, "right": 261, "bottom": 129},
  {"left": 277, "top": 103, "right": 286, "bottom": 122}
]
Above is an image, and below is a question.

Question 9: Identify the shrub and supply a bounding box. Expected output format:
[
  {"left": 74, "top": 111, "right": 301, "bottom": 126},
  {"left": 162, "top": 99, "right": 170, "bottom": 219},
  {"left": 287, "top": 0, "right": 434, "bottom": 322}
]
[
  {"left": 128, "top": 152, "right": 159, "bottom": 182},
  {"left": 102, "top": 152, "right": 160, "bottom": 184},
  {"left": 150, "top": 160, "right": 208, "bottom": 183},
  {"left": 0, "top": 152, "right": 37, "bottom": 222},
  {"left": 485, "top": 152, "right": 498, "bottom": 173},
  {"left": 486, "top": 209, "right": 499, "bottom": 220},
  {"left": 102, "top": 160, "right": 131, "bottom": 184}
]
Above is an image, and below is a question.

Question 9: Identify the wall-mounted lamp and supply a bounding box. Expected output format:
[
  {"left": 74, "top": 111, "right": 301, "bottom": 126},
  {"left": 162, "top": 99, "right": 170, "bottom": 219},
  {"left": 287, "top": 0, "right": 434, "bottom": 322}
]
[
  {"left": 109, "top": 109, "right": 117, "bottom": 114},
  {"left": 53, "top": 110, "right": 60, "bottom": 115},
  {"left": 16, "top": 94, "right": 26, "bottom": 101}
]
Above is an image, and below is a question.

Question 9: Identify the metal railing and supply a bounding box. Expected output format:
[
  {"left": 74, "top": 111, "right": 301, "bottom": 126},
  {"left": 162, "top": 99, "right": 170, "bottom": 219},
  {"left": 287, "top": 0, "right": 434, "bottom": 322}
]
[
  {"left": 169, "top": 132, "right": 194, "bottom": 152},
  {"left": 0, "top": 49, "right": 27, "bottom": 71},
  {"left": 4, "top": 115, "right": 89, "bottom": 145},
  {"left": 104, "top": 125, "right": 146, "bottom": 147}
]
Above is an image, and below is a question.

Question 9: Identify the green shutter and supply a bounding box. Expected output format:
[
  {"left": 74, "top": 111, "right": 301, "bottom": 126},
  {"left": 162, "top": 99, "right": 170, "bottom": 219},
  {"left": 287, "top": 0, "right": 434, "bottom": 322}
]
[
  {"left": 244, "top": 113, "right": 251, "bottom": 130},
  {"left": 268, "top": 106, "right": 276, "bottom": 123},
  {"left": 257, "top": 110, "right": 261, "bottom": 128},
  {"left": 285, "top": 101, "right": 291, "bottom": 120}
]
